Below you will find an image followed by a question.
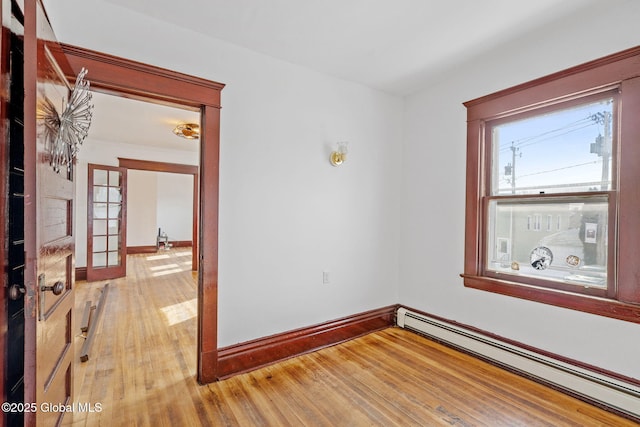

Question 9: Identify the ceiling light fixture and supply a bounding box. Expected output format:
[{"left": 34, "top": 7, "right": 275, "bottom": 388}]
[{"left": 173, "top": 123, "right": 200, "bottom": 140}]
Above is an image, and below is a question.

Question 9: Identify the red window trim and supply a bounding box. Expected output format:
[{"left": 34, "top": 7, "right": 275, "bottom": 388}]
[{"left": 462, "top": 46, "right": 640, "bottom": 324}]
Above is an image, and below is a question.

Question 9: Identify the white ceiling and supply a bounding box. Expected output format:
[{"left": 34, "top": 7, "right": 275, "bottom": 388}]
[
  {"left": 88, "top": 92, "right": 200, "bottom": 152},
  {"left": 102, "top": 0, "right": 595, "bottom": 95},
  {"left": 81, "top": 0, "right": 597, "bottom": 149}
]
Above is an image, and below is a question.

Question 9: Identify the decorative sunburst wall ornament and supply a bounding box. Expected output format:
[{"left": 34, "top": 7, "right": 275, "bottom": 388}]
[{"left": 42, "top": 67, "right": 94, "bottom": 173}]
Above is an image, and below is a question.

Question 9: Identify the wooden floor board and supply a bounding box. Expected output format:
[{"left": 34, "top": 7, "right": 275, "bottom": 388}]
[{"left": 66, "top": 250, "right": 637, "bottom": 426}]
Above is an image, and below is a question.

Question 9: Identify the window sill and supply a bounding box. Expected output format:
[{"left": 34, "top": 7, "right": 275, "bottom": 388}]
[{"left": 461, "top": 274, "right": 640, "bottom": 324}]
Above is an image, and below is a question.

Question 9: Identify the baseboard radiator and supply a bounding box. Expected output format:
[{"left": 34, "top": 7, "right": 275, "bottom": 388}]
[{"left": 396, "top": 307, "right": 640, "bottom": 419}]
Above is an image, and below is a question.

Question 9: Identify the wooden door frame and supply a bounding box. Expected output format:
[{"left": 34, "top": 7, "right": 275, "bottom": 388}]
[
  {"left": 58, "top": 43, "right": 224, "bottom": 383},
  {"left": 0, "top": 0, "right": 8, "bottom": 412},
  {"left": 118, "top": 157, "right": 199, "bottom": 271}
]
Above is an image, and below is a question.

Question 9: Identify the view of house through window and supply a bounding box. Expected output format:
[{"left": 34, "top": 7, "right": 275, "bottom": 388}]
[
  {"left": 485, "top": 96, "right": 614, "bottom": 288},
  {"left": 487, "top": 198, "right": 608, "bottom": 286}
]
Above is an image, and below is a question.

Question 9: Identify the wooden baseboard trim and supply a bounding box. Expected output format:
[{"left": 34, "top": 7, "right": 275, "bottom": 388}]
[
  {"left": 76, "top": 267, "right": 87, "bottom": 281},
  {"left": 216, "top": 304, "right": 398, "bottom": 380},
  {"left": 127, "top": 246, "right": 158, "bottom": 254},
  {"left": 127, "top": 242, "right": 192, "bottom": 254}
]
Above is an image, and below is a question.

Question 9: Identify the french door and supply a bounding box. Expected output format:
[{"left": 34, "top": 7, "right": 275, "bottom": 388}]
[{"left": 87, "top": 164, "right": 128, "bottom": 281}]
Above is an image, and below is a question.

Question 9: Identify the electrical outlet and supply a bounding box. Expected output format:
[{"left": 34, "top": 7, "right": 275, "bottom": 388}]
[{"left": 322, "top": 271, "right": 330, "bottom": 284}]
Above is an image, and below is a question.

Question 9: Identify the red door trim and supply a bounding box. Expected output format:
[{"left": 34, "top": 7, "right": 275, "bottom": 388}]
[{"left": 58, "top": 43, "right": 224, "bottom": 384}]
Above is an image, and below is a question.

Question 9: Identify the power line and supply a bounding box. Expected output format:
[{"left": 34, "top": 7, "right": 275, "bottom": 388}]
[
  {"left": 512, "top": 117, "right": 592, "bottom": 145},
  {"left": 511, "top": 123, "right": 597, "bottom": 151},
  {"left": 513, "top": 160, "right": 600, "bottom": 179},
  {"left": 497, "top": 114, "right": 599, "bottom": 151}
]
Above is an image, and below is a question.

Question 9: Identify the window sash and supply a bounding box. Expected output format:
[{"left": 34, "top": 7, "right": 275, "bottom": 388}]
[
  {"left": 481, "top": 193, "right": 616, "bottom": 298},
  {"left": 484, "top": 90, "right": 620, "bottom": 198}
]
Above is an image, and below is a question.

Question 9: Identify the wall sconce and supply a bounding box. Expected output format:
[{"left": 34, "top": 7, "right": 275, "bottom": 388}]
[
  {"left": 330, "top": 141, "right": 349, "bottom": 166},
  {"left": 173, "top": 123, "right": 200, "bottom": 140}
]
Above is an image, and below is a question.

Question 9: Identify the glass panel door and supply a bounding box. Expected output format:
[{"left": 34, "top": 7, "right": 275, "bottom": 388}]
[{"left": 87, "top": 164, "right": 127, "bottom": 281}]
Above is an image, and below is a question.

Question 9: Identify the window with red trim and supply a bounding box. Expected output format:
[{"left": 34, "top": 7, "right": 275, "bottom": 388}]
[{"left": 462, "top": 47, "right": 640, "bottom": 323}]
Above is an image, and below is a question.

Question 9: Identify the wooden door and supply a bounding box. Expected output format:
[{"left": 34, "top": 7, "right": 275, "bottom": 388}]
[
  {"left": 23, "top": 1, "right": 76, "bottom": 425},
  {"left": 86, "top": 164, "right": 127, "bottom": 281}
]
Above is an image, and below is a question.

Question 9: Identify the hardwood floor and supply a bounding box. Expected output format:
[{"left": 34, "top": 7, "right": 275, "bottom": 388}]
[{"left": 68, "top": 250, "right": 636, "bottom": 426}]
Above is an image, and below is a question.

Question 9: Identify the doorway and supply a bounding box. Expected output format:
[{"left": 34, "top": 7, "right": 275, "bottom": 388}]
[
  {"left": 59, "top": 43, "right": 224, "bottom": 383},
  {"left": 117, "top": 157, "right": 200, "bottom": 272},
  {"left": 79, "top": 92, "right": 201, "bottom": 282}
]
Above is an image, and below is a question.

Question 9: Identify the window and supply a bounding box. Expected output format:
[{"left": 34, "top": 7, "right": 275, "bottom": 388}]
[
  {"left": 532, "top": 214, "right": 541, "bottom": 232},
  {"left": 462, "top": 47, "right": 640, "bottom": 323},
  {"left": 487, "top": 94, "right": 614, "bottom": 290}
]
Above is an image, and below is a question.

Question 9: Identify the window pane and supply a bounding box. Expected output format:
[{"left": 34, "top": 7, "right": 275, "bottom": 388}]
[
  {"left": 107, "top": 251, "right": 120, "bottom": 267},
  {"left": 93, "top": 252, "right": 106, "bottom": 268},
  {"left": 93, "top": 186, "right": 108, "bottom": 202},
  {"left": 108, "top": 220, "right": 119, "bottom": 234},
  {"left": 108, "top": 187, "right": 122, "bottom": 203},
  {"left": 486, "top": 197, "right": 608, "bottom": 287},
  {"left": 107, "top": 203, "right": 121, "bottom": 219},
  {"left": 93, "top": 236, "right": 107, "bottom": 252},
  {"left": 108, "top": 235, "right": 119, "bottom": 251},
  {"left": 93, "top": 220, "right": 107, "bottom": 235},
  {"left": 108, "top": 171, "right": 120, "bottom": 186},
  {"left": 491, "top": 98, "right": 614, "bottom": 195},
  {"left": 93, "top": 203, "right": 107, "bottom": 219},
  {"left": 93, "top": 169, "right": 107, "bottom": 186}
]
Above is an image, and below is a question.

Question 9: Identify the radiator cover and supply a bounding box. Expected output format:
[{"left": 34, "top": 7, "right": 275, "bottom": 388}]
[{"left": 397, "top": 307, "right": 640, "bottom": 419}]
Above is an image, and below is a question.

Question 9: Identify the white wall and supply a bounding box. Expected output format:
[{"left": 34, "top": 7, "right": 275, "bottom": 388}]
[
  {"left": 400, "top": 1, "right": 640, "bottom": 380},
  {"left": 126, "top": 170, "right": 158, "bottom": 247},
  {"left": 49, "top": 0, "right": 640, "bottom": 383},
  {"left": 156, "top": 172, "right": 193, "bottom": 242},
  {"left": 75, "top": 138, "right": 198, "bottom": 267},
  {"left": 126, "top": 171, "right": 193, "bottom": 247},
  {"left": 48, "top": 0, "right": 403, "bottom": 347}
]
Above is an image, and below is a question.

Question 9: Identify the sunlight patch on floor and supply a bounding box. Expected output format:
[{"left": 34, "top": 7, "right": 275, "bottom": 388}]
[
  {"left": 146, "top": 254, "right": 171, "bottom": 261},
  {"left": 174, "top": 252, "right": 191, "bottom": 257},
  {"left": 160, "top": 298, "right": 197, "bottom": 326},
  {"left": 152, "top": 268, "right": 186, "bottom": 277},
  {"left": 149, "top": 263, "right": 180, "bottom": 271}
]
